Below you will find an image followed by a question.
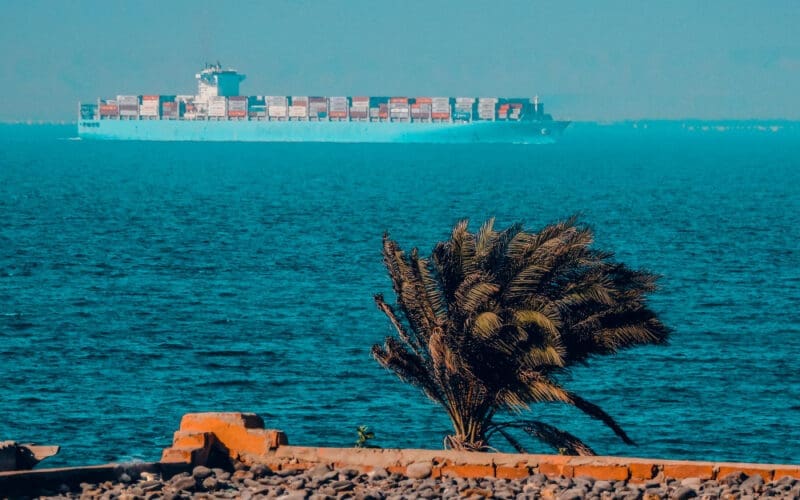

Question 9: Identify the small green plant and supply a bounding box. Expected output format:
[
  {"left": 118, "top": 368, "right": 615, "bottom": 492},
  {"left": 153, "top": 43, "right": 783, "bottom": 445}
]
[{"left": 355, "top": 425, "right": 379, "bottom": 448}]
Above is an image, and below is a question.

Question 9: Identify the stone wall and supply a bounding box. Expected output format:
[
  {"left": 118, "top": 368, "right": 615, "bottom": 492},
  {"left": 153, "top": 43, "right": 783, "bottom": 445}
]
[{"left": 161, "top": 412, "right": 800, "bottom": 483}]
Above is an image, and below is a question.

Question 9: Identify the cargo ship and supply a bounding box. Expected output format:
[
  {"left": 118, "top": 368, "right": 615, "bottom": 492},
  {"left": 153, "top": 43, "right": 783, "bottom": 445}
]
[{"left": 78, "top": 64, "right": 569, "bottom": 143}]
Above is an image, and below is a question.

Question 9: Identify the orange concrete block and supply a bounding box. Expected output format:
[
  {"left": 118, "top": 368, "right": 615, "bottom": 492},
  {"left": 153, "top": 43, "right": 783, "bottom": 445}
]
[
  {"left": 161, "top": 447, "right": 197, "bottom": 464},
  {"left": 180, "top": 412, "right": 265, "bottom": 431},
  {"left": 441, "top": 464, "right": 496, "bottom": 478},
  {"left": 629, "top": 462, "right": 658, "bottom": 481},
  {"left": 573, "top": 464, "right": 629, "bottom": 481},
  {"left": 387, "top": 465, "right": 407, "bottom": 475},
  {"left": 172, "top": 431, "right": 212, "bottom": 449},
  {"left": 176, "top": 413, "right": 285, "bottom": 460},
  {"left": 496, "top": 466, "right": 531, "bottom": 479},
  {"left": 538, "top": 459, "right": 574, "bottom": 478},
  {"left": 772, "top": 467, "right": 800, "bottom": 480},
  {"left": 717, "top": 465, "right": 773, "bottom": 481},
  {"left": 662, "top": 463, "right": 714, "bottom": 480}
]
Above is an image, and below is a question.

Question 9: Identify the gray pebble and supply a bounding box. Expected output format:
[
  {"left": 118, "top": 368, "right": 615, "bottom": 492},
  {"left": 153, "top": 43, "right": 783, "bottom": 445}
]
[
  {"left": 593, "top": 480, "right": 613, "bottom": 492},
  {"left": 192, "top": 465, "right": 213, "bottom": 480},
  {"left": 558, "top": 487, "right": 585, "bottom": 500},
  {"left": 251, "top": 463, "right": 273, "bottom": 478},
  {"left": 202, "top": 476, "right": 219, "bottom": 491},
  {"left": 307, "top": 463, "right": 331, "bottom": 477},
  {"left": 671, "top": 485, "right": 697, "bottom": 500},
  {"left": 282, "top": 491, "right": 309, "bottom": 500},
  {"left": 406, "top": 461, "right": 433, "bottom": 479},
  {"left": 171, "top": 474, "right": 197, "bottom": 492},
  {"left": 740, "top": 473, "right": 765, "bottom": 492},
  {"left": 369, "top": 467, "right": 389, "bottom": 480},
  {"left": 681, "top": 477, "right": 702, "bottom": 489}
]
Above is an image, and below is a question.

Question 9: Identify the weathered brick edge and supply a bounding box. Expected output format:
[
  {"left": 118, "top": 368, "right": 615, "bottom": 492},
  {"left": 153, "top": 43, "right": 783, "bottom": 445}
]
[
  {"left": 161, "top": 412, "right": 800, "bottom": 483},
  {"left": 160, "top": 412, "right": 287, "bottom": 466}
]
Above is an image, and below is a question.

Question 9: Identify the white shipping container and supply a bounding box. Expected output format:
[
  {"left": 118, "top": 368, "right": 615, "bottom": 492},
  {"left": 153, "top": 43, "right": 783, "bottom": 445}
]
[
  {"left": 208, "top": 106, "right": 227, "bottom": 117},
  {"left": 268, "top": 105, "right": 288, "bottom": 117},
  {"left": 117, "top": 95, "right": 138, "bottom": 105},
  {"left": 288, "top": 106, "right": 307, "bottom": 117},
  {"left": 208, "top": 96, "right": 226, "bottom": 104},
  {"left": 139, "top": 106, "right": 159, "bottom": 117},
  {"left": 267, "top": 96, "right": 287, "bottom": 103},
  {"left": 229, "top": 101, "right": 247, "bottom": 111}
]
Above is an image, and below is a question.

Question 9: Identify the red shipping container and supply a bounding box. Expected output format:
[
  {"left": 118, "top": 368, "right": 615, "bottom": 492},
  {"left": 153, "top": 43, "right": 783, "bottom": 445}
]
[
  {"left": 228, "top": 110, "right": 246, "bottom": 117},
  {"left": 142, "top": 95, "right": 159, "bottom": 101},
  {"left": 415, "top": 97, "right": 433, "bottom": 104},
  {"left": 389, "top": 97, "right": 408, "bottom": 103},
  {"left": 329, "top": 111, "right": 347, "bottom": 118},
  {"left": 99, "top": 105, "right": 119, "bottom": 116},
  {"left": 431, "top": 112, "right": 450, "bottom": 119}
]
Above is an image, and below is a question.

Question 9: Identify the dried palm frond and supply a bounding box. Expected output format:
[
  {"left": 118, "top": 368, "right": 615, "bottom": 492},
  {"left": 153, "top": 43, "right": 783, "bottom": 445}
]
[{"left": 372, "top": 217, "right": 669, "bottom": 453}]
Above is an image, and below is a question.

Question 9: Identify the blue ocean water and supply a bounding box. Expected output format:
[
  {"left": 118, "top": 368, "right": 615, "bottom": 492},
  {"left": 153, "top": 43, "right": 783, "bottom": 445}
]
[{"left": 1, "top": 122, "right": 799, "bottom": 467}]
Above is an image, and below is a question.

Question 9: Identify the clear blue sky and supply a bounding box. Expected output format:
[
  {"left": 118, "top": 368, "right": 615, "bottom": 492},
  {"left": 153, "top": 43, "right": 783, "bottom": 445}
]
[{"left": 1, "top": 0, "right": 798, "bottom": 121}]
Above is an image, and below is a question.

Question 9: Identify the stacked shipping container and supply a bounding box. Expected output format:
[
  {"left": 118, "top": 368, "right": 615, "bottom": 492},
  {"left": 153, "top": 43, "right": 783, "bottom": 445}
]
[
  {"left": 118, "top": 95, "right": 139, "bottom": 118},
  {"left": 350, "top": 96, "right": 369, "bottom": 120},
  {"left": 478, "top": 97, "right": 498, "bottom": 121},
  {"left": 431, "top": 97, "right": 450, "bottom": 120},
  {"left": 267, "top": 96, "right": 288, "bottom": 119},
  {"left": 248, "top": 96, "right": 266, "bottom": 119},
  {"left": 309, "top": 97, "right": 327, "bottom": 120},
  {"left": 89, "top": 93, "right": 536, "bottom": 123},
  {"left": 289, "top": 96, "right": 308, "bottom": 119},
  {"left": 389, "top": 97, "right": 409, "bottom": 121},
  {"left": 228, "top": 96, "right": 247, "bottom": 118},
  {"left": 454, "top": 97, "right": 474, "bottom": 121},
  {"left": 329, "top": 97, "right": 348, "bottom": 119},
  {"left": 208, "top": 96, "right": 227, "bottom": 118},
  {"left": 140, "top": 95, "right": 159, "bottom": 118}
]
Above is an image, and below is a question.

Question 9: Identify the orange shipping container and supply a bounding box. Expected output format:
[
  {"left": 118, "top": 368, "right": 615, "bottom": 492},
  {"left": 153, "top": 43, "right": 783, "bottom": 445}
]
[{"left": 142, "top": 95, "right": 159, "bottom": 101}]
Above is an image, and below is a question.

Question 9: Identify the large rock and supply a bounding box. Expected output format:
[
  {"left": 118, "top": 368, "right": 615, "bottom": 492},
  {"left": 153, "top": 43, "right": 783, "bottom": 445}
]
[
  {"left": 406, "top": 462, "right": 432, "bottom": 479},
  {"left": 0, "top": 441, "right": 59, "bottom": 471}
]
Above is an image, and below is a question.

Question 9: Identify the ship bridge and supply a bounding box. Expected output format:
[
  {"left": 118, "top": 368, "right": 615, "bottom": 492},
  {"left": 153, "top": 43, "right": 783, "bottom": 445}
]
[{"left": 196, "top": 63, "right": 246, "bottom": 100}]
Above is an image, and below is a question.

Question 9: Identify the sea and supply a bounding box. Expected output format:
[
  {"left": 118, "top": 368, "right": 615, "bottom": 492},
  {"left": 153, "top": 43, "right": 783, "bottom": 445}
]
[{"left": 1, "top": 122, "right": 799, "bottom": 468}]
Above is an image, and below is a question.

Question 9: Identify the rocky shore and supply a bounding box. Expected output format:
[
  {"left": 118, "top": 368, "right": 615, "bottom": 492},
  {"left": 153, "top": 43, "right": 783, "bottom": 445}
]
[{"left": 29, "top": 461, "right": 800, "bottom": 499}]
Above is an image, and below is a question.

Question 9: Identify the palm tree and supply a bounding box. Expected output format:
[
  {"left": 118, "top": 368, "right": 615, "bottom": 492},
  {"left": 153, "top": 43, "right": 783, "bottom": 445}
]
[{"left": 372, "top": 217, "right": 669, "bottom": 455}]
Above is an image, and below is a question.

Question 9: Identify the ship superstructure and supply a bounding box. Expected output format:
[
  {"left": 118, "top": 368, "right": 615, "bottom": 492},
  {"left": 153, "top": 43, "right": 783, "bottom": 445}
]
[{"left": 78, "top": 65, "right": 569, "bottom": 143}]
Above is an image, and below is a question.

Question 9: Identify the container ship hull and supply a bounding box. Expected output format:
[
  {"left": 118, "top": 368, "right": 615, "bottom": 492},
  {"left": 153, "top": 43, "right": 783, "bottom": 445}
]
[{"left": 77, "top": 119, "right": 568, "bottom": 144}]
